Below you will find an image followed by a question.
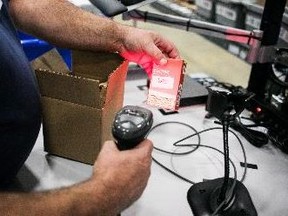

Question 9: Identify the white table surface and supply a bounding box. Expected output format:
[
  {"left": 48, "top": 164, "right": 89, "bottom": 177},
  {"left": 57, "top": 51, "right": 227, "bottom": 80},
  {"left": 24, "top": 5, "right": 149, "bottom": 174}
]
[{"left": 13, "top": 72, "right": 288, "bottom": 216}]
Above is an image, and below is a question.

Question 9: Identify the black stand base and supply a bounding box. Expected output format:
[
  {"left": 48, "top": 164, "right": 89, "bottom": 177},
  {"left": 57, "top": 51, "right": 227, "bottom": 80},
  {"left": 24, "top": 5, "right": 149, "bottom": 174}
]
[{"left": 187, "top": 178, "right": 257, "bottom": 216}]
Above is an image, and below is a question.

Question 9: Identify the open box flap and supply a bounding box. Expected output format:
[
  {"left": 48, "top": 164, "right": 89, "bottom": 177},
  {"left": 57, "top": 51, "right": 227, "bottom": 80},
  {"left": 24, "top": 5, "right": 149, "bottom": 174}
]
[
  {"left": 31, "top": 48, "right": 70, "bottom": 74},
  {"left": 104, "top": 60, "right": 129, "bottom": 106},
  {"left": 72, "top": 50, "right": 128, "bottom": 107},
  {"left": 35, "top": 69, "right": 101, "bottom": 108},
  {"left": 72, "top": 50, "right": 124, "bottom": 82}
]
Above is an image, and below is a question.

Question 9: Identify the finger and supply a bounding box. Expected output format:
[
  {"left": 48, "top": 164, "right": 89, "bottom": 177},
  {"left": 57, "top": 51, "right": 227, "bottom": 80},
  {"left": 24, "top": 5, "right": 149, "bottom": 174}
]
[
  {"left": 144, "top": 43, "right": 167, "bottom": 65},
  {"left": 156, "top": 37, "right": 180, "bottom": 59}
]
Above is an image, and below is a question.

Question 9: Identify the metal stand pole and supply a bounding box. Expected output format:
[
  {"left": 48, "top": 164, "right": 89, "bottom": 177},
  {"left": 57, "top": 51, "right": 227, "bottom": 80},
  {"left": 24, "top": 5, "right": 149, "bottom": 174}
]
[{"left": 247, "top": 0, "right": 287, "bottom": 97}]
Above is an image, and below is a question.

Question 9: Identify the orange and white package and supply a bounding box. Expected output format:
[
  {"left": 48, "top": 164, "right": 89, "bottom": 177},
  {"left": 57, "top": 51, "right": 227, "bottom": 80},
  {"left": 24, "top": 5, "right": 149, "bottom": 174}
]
[{"left": 147, "top": 59, "right": 186, "bottom": 111}]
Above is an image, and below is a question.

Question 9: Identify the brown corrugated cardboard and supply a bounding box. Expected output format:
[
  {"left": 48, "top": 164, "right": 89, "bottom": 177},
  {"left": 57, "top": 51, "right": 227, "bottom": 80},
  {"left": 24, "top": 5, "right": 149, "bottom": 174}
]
[
  {"left": 33, "top": 50, "right": 128, "bottom": 164},
  {"left": 31, "top": 48, "right": 70, "bottom": 74}
]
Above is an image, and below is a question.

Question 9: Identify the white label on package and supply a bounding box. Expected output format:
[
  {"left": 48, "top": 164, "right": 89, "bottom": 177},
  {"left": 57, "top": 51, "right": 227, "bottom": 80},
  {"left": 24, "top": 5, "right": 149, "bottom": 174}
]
[
  {"left": 0, "top": 0, "right": 2, "bottom": 11},
  {"left": 151, "top": 76, "right": 175, "bottom": 89}
]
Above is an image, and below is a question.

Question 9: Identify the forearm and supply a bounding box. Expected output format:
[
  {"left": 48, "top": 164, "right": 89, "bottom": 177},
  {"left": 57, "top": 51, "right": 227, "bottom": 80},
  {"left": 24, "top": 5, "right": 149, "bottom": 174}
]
[
  {"left": 0, "top": 190, "right": 76, "bottom": 215},
  {"left": 0, "top": 180, "right": 117, "bottom": 216},
  {"left": 9, "top": 0, "right": 126, "bottom": 52}
]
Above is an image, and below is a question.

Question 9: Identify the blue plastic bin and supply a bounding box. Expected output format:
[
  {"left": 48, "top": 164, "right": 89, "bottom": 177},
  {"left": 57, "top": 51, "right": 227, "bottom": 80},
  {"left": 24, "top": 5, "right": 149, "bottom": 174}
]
[{"left": 18, "top": 31, "right": 72, "bottom": 69}]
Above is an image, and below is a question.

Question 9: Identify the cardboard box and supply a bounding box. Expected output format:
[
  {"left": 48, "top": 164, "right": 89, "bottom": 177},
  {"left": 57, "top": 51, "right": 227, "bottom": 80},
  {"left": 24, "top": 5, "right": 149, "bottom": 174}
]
[{"left": 33, "top": 50, "right": 128, "bottom": 164}]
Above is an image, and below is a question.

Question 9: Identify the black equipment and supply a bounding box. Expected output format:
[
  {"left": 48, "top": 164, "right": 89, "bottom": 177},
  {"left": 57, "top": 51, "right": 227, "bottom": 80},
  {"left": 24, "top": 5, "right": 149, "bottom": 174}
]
[
  {"left": 89, "top": 0, "right": 145, "bottom": 17},
  {"left": 187, "top": 86, "right": 258, "bottom": 216},
  {"left": 246, "top": 0, "right": 288, "bottom": 153},
  {"left": 112, "top": 105, "right": 153, "bottom": 150}
]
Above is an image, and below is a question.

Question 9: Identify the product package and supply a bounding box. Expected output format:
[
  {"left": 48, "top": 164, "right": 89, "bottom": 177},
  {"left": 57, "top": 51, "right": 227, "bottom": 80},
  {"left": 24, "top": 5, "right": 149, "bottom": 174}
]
[{"left": 147, "top": 59, "right": 186, "bottom": 111}]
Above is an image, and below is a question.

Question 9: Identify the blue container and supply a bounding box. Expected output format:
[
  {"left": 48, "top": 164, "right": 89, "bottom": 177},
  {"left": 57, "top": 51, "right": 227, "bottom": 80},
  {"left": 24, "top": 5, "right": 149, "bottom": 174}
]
[{"left": 18, "top": 31, "right": 72, "bottom": 69}]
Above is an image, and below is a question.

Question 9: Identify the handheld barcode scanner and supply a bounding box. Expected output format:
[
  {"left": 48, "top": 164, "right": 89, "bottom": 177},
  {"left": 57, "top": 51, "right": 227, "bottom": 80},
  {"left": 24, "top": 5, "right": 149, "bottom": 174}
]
[{"left": 112, "top": 105, "right": 153, "bottom": 150}]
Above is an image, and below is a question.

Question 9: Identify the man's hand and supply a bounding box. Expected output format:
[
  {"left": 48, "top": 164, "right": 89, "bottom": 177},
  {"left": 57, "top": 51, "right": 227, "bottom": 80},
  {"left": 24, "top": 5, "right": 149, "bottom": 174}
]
[
  {"left": 88, "top": 139, "right": 153, "bottom": 215},
  {"left": 118, "top": 27, "right": 180, "bottom": 77}
]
